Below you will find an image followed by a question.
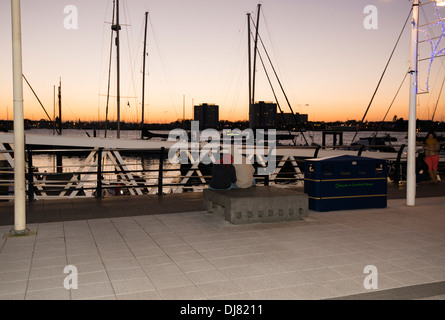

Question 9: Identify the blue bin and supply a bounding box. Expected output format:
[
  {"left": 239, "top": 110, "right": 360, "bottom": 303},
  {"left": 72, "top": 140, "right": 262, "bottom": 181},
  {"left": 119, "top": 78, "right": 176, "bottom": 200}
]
[{"left": 304, "top": 155, "right": 387, "bottom": 211}]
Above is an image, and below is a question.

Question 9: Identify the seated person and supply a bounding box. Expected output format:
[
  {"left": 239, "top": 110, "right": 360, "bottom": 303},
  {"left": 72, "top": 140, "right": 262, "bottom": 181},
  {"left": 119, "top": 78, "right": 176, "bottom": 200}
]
[
  {"left": 233, "top": 154, "right": 255, "bottom": 188},
  {"left": 209, "top": 153, "right": 237, "bottom": 190}
]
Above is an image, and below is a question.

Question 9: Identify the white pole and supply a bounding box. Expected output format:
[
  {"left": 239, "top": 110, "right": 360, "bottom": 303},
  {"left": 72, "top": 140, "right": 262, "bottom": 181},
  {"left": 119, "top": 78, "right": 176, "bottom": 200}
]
[
  {"left": 407, "top": 0, "right": 419, "bottom": 206},
  {"left": 11, "top": 0, "right": 27, "bottom": 233}
]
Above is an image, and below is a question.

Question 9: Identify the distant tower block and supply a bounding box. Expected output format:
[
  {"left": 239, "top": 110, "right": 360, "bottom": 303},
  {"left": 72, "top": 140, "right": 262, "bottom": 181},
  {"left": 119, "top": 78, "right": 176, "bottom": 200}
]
[{"left": 194, "top": 103, "right": 219, "bottom": 130}]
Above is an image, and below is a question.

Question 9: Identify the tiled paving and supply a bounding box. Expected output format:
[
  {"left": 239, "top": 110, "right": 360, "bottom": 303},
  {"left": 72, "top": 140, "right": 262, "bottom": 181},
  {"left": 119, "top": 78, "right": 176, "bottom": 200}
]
[{"left": 1, "top": 195, "right": 444, "bottom": 300}]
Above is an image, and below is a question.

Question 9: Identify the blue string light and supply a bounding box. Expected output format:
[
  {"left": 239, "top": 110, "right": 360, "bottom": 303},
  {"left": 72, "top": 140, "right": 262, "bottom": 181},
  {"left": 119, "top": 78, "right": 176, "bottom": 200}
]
[{"left": 420, "top": 3, "right": 445, "bottom": 92}]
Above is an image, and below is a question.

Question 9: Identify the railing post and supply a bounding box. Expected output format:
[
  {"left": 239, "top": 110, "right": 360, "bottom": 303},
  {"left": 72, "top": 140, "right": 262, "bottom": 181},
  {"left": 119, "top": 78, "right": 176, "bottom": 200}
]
[
  {"left": 322, "top": 132, "right": 326, "bottom": 148},
  {"left": 56, "top": 152, "right": 63, "bottom": 173},
  {"left": 158, "top": 147, "right": 164, "bottom": 196},
  {"left": 393, "top": 144, "right": 406, "bottom": 184},
  {"left": 264, "top": 174, "right": 269, "bottom": 186},
  {"left": 313, "top": 146, "right": 321, "bottom": 158},
  {"left": 26, "top": 147, "right": 35, "bottom": 202},
  {"left": 96, "top": 148, "right": 103, "bottom": 199}
]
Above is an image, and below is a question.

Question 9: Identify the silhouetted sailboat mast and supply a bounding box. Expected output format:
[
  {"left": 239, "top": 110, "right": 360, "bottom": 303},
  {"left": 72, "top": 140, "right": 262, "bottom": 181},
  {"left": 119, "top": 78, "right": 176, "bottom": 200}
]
[
  {"left": 105, "top": 4, "right": 148, "bottom": 139},
  {"left": 141, "top": 11, "right": 148, "bottom": 139},
  {"left": 57, "top": 78, "right": 62, "bottom": 135},
  {"left": 111, "top": 0, "right": 122, "bottom": 139},
  {"left": 247, "top": 4, "right": 308, "bottom": 146},
  {"left": 248, "top": 4, "right": 261, "bottom": 130}
]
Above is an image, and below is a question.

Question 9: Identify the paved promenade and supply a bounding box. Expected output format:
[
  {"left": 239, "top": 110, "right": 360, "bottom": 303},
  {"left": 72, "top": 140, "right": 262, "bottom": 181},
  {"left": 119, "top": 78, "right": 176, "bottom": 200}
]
[{"left": 0, "top": 183, "right": 444, "bottom": 300}]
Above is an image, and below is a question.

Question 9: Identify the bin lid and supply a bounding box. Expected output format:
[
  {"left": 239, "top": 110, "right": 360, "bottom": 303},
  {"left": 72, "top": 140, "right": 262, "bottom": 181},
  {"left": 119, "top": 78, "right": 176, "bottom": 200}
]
[{"left": 305, "top": 155, "right": 384, "bottom": 163}]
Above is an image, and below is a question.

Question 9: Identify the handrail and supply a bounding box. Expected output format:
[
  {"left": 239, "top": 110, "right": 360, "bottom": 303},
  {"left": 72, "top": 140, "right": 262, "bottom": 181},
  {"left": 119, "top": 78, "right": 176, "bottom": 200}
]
[{"left": 0, "top": 144, "right": 428, "bottom": 201}]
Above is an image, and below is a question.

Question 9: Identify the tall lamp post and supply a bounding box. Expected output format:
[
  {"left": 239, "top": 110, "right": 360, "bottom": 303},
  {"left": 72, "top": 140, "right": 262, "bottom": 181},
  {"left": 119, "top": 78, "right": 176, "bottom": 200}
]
[
  {"left": 407, "top": 0, "right": 445, "bottom": 206},
  {"left": 407, "top": 0, "right": 419, "bottom": 206},
  {"left": 11, "top": 0, "right": 28, "bottom": 234}
]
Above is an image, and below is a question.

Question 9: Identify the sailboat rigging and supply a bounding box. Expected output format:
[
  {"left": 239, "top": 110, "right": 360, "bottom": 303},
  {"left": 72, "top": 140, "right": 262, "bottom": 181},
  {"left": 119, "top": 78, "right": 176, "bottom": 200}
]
[
  {"left": 247, "top": 4, "right": 308, "bottom": 146},
  {"left": 21, "top": 74, "right": 52, "bottom": 123},
  {"left": 104, "top": 0, "right": 115, "bottom": 138},
  {"left": 432, "top": 71, "right": 445, "bottom": 121},
  {"left": 103, "top": 0, "right": 122, "bottom": 139},
  {"left": 350, "top": 7, "right": 412, "bottom": 147},
  {"left": 249, "top": 4, "right": 261, "bottom": 131},
  {"left": 352, "top": 1, "right": 445, "bottom": 153},
  {"left": 104, "top": 3, "right": 149, "bottom": 139}
]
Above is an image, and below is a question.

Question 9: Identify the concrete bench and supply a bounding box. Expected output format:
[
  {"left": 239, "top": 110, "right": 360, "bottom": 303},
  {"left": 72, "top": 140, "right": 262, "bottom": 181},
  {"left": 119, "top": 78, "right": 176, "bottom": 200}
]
[{"left": 202, "top": 186, "right": 308, "bottom": 224}]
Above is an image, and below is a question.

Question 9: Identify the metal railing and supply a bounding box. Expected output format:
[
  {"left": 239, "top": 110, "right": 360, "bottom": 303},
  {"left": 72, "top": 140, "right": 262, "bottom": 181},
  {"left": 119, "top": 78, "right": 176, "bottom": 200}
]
[{"left": 0, "top": 143, "right": 419, "bottom": 201}]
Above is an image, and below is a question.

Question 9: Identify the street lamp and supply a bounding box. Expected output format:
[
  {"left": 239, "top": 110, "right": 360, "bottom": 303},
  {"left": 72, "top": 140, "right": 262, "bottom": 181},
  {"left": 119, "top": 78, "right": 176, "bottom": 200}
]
[
  {"left": 406, "top": 0, "right": 419, "bottom": 206},
  {"left": 11, "top": 0, "right": 28, "bottom": 234}
]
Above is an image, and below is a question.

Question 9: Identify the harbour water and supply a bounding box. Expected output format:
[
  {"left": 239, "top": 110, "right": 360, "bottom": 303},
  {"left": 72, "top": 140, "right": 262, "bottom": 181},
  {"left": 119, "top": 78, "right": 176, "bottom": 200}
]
[
  {"left": 5, "top": 128, "right": 439, "bottom": 198},
  {"left": 26, "top": 128, "right": 413, "bottom": 146},
  {"left": 25, "top": 128, "right": 416, "bottom": 173}
]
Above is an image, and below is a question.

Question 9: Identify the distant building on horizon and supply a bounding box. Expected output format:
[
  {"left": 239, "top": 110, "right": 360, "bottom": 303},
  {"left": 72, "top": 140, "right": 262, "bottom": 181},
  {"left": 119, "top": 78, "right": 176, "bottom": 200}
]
[
  {"left": 252, "top": 101, "right": 277, "bottom": 129},
  {"left": 278, "top": 112, "right": 308, "bottom": 127},
  {"left": 194, "top": 103, "right": 219, "bottom": 130}
]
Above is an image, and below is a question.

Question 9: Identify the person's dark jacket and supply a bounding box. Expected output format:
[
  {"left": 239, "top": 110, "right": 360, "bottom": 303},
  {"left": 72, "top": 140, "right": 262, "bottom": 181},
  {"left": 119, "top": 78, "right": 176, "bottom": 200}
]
[{"left": 209, "top": 163, "right": 237, "bottom": 190}]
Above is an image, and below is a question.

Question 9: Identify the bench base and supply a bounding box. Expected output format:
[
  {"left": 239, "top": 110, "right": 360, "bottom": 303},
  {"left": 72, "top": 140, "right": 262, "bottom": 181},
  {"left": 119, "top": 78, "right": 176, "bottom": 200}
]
[{"left": 203, "top": 186, "right": 308, "bottom": 224}]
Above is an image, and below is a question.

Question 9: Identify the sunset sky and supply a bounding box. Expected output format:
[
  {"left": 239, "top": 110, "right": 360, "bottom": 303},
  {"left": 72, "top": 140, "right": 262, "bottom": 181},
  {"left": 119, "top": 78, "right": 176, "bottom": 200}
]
[{"left": 1, "top": 0, "right": 445, "bottom": 123}]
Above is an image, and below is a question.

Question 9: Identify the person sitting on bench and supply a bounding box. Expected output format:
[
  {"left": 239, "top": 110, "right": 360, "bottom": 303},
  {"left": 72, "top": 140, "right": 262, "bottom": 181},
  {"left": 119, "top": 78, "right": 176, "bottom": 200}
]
[
  {"left": 209, "top": 153, "right": 237, "bottom": 190},
  {"left": 233, "top": 154, "right": 255, "bottom": 188}
]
